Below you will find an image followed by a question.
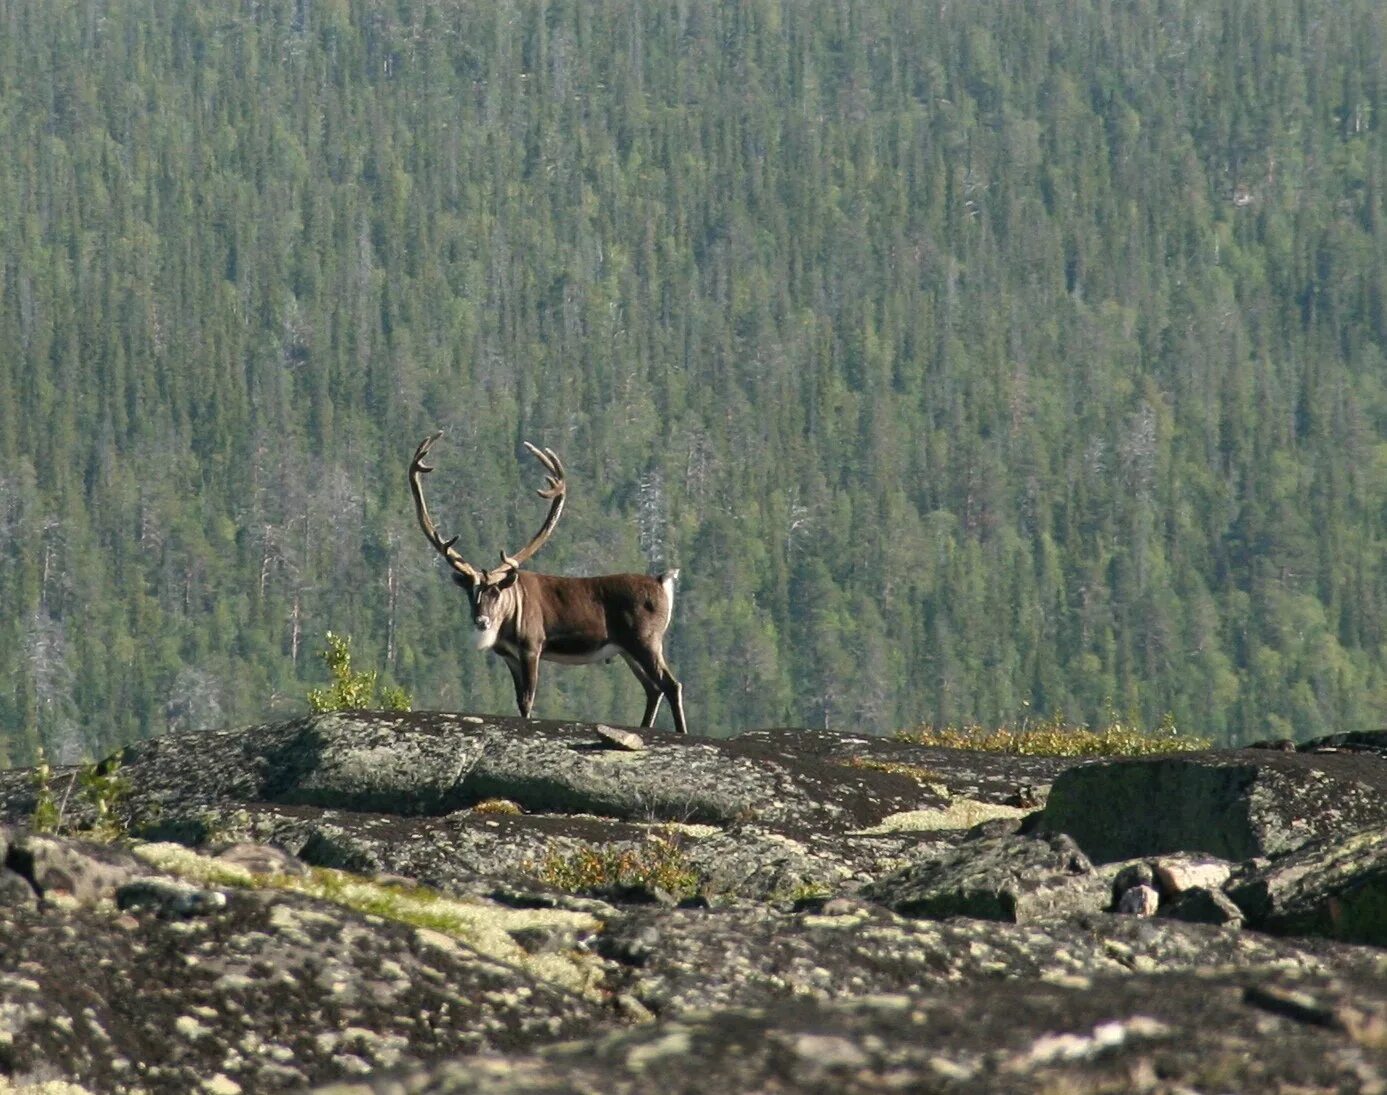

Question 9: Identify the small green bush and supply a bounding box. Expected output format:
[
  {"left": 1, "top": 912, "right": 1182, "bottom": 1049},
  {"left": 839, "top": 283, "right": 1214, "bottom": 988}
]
[
  {"left": 307, "top": 631, "right": 411, "bottom": 713},
  {"left": 30, "top": 749, "right": 61, "bottom": 834},
  {"left": 29, "top": 751, "right": 131, "bottom": 841}
]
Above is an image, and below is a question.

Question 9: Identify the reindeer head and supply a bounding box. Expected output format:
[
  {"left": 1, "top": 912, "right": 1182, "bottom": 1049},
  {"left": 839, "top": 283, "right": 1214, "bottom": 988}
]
[{"left": 408, "top": 431, "right": 566, "bottom": 647}]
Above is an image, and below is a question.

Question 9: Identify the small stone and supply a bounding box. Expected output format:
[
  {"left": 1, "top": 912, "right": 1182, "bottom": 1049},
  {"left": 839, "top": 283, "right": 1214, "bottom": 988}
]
[
  {"left": 595, "top": 724, "right": 646, "bottom": 751},
  {"left": 1117, "top": 884, "right": 1160, "bottom": 917},
  {"left": 615, "top": 993, "right": 656, "bottom": 1023},
  {"left": 117, "top": 878, "right": 228, "bottom": 918},
  {"left": 1153, "top": 856, "right": 1233, "bottom": 897}
]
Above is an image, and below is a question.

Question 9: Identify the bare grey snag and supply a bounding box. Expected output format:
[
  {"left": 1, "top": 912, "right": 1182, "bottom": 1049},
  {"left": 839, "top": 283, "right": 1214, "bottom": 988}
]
[{"left": 409, "top": 432, "right": 688, "bottom": 734}]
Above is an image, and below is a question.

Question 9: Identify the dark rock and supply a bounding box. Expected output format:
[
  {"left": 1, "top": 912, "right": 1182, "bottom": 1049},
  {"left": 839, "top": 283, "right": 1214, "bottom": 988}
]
[
  {"left": 861, "top": 832, "right": 1109, "bottom": 922},
  {"left": 1038, "top": 750, "right": 1387, "bottom": 862},
  {"left": 1296, "top": 729, "right": 1387, "bottom": 758},
  {"left": 726, "top": 727, "right": 1089, "bottom": 807},
  {"left": 60, "top": 798, "right": 918, "bottom": 907},
  {"left": 1110, "top": 860, "right": 1155, "bottom": 907},
  {"left": 962, "top": 815, "right": 1029, "bottom": 841},
  {"left": 0, "top": 714, "right": 936, "bottom": 838},
  {"left": 593, "top": 901, "right": 1376, "bottom": 1018},
  {"left": 4, "top": 714, "right": 1387, "bottom": 1094},
  {"left": 1161, "top": 886, "right": 1244, "bottom": 927},
  {"left": 1112, "top": 861, "right": 1155, "bottom": 891},
  {"left": 0, "top": 845, "right": 610, "bottom": 1093},
  {"left": 1249, "top": 738, "right": 1299, "bottom": 751}
]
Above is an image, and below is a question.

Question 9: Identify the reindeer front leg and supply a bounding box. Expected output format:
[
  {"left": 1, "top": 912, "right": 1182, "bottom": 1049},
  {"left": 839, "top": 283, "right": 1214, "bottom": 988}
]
[
  {"left": 515, "top": 649, "right": 541, "bottom": 717},
  {"left": 499, "top": 652, "right": 539, "bottom": 718}
]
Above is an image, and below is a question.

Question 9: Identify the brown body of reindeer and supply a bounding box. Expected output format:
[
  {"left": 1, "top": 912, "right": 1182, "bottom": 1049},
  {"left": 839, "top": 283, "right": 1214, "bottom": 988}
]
[{"left": 409, "top": 432, "right": 687, "bottom": 734}]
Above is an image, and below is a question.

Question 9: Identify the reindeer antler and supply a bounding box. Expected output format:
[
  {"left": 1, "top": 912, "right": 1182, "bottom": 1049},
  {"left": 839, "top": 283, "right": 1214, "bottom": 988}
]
[
  {"left": 495, "top": 442, "right": 567, "bottom": 572},
  {"left": 408, "top": 431, "right": 481, "bottom": 582}
]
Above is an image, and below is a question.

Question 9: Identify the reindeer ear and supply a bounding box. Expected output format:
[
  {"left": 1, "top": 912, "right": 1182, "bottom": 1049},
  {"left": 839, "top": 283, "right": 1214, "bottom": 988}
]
[
  {"left": 495, "top": 568, "right": 520, "bottom": 590},
  {"left": 452, "top": 572, "right": 475, "bottom": 591}
]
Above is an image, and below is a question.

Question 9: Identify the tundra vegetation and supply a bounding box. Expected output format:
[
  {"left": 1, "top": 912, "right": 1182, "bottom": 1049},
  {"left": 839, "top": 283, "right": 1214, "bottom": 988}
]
[{"left": 895, "top": 711, "right": 1214, "bottom": 757}]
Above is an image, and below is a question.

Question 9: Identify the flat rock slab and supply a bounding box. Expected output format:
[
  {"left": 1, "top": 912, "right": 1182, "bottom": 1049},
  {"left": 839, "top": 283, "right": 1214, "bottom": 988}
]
[
  {"left": 1038, "top": 749, "right": 1387, "bottom": 862},
  {"left": 8, "top": 713, "right": 937, "bottom": 839},
  {"left": 729, "top": 728, "right": 1087, "bottom": 806},
  {"left": 315, "top": 966, "right": 1387, "bottom": 1095}
]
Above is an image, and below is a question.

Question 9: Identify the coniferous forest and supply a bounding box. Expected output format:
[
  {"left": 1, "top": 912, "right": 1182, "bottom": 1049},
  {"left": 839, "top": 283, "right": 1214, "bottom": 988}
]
[{"left": 2, "top": 0, "right": 1386, "bottom": 762}]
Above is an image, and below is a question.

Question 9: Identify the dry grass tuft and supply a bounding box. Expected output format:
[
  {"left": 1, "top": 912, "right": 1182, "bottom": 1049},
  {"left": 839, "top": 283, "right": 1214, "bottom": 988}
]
[
  {"left": 893, "top": 712, "right": 1211, "bottom": 757},
  {"left": 530, "top": 829, "right": 701, "bottom": 900}
]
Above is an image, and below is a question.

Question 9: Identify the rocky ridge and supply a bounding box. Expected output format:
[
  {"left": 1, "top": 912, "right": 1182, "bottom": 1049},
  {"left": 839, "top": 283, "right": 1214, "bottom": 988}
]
[{"left": 0, "top": 712, "right": 1383, "bottom": 1093}]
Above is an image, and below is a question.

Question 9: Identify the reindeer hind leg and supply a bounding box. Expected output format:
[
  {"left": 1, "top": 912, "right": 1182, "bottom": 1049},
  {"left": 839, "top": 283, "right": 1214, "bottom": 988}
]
[
  {"left": 621, "top": 652, "right": 664, "bottom": 727},
  {"left": 625, "top": 648, "right": 687, "bottom": 735}
]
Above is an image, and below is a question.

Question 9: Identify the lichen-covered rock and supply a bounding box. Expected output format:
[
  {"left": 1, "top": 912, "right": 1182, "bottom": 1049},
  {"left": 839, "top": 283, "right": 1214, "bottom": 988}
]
[
  {"left": 1116, "top": 884, "right": 1159, "bottom": 916},
  {"left": 1228, "top": 826, "right": 1387, "bottom": 945},
  {"left": 591, "top": 901, "right": 1373, "bottom": 1017},
  {"left": 211, "top": 842, "right": 310, "bottom": 877},
  {"left": 726, "top": 727, "right": 1087, "bottom": 806},
  {"left": 0, "top": 846, "right": 612, "bottom": 1093},
  {"left": 1038, "top": 750, "right": 1387, "bottom": 862},
  {"left": 861, "top": 832, "right": 1109, "bottom": 922},
  {"left": 6, "top": 834, "right": 150, "bottom": 903},
  {"left": 4, "top": 715, "right": 1387, "bottom": 1094},
  {"left": 312, "top": 966, "right": 1387, "bottom": 1095},
  {"left": 115, "top": 876, "right": 228, "bottom": 918},
  {"left": 0, "top": 865, "right": 37, "bottom": 909}
]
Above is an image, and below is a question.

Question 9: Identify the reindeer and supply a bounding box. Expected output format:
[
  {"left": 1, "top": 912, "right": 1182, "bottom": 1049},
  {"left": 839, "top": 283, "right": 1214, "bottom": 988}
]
[{"left": 408, "top": 432, "right": 687, "bottom": 734}]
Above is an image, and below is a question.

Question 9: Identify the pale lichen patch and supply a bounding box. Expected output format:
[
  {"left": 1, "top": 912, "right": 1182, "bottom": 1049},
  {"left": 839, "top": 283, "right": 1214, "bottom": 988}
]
[
  {"left": 133, "top": 841, "right": 607, "bottom": 998},
  {"left": 175, "top": 1014, "right": 212, "bottom": 1040},
  {"left": 852, "top": 799, "right": 1029, "bottom": 835}
]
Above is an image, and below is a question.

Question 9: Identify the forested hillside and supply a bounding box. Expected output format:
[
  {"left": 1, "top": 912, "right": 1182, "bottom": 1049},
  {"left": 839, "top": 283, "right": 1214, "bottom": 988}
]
[{"left": 2, "top": 0, "right": 1385, "bottom": 761}]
